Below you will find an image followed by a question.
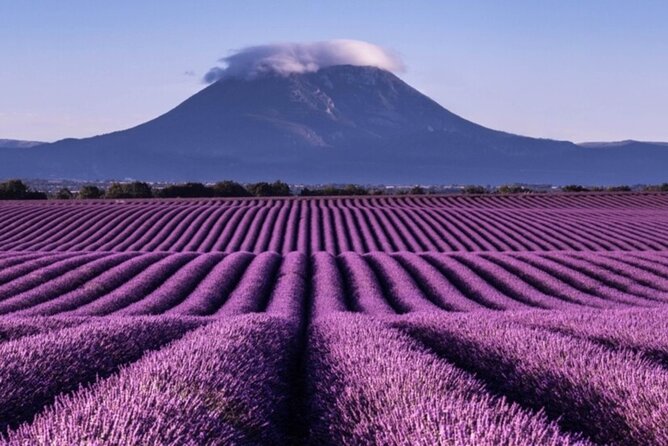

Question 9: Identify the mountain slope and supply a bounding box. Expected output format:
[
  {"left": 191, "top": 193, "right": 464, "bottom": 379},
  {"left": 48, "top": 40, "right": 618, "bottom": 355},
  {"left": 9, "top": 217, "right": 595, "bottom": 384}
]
[
  {"left": 1, "top": 66, "right": 666, "bottom": 184},
  {"left": 579, "top": 140, "right": 668, "bottom": 149}
]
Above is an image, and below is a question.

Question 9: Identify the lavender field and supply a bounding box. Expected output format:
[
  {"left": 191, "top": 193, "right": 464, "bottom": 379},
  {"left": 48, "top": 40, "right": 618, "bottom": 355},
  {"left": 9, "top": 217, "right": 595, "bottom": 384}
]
[{"left": 1, "top": 193, "right": 668, "bottom": 445}]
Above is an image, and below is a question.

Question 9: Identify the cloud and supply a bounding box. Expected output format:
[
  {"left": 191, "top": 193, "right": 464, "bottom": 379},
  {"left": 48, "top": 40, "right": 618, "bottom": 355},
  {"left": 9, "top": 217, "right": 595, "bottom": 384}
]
[{"left": 204, "top": 39, "right": 404, "bottom": 83}]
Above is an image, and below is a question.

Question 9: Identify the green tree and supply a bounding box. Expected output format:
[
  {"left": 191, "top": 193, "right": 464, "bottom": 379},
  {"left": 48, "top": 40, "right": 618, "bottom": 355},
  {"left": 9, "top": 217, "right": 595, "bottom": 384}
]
[
  {"left": 0, "top": 180, "right": 46, "bottom": 200},
  {"left": 157, "top": 183, "right": 213, "bottom": 198},
  {"left": 78, "top": 185, "right": 104, "bottom": 199},
  {"left": 608, "top": 185, "right": 631, "bottom": 192},
  {"left": 247, "top": 181, "right": 291, "bottom": 197},
  {"left": 343, "top": 184, "right": 369, "bottom": 196},
  {"left": 106, "top": 182, "right": 153, "bottom": 199},
  {"left": 498, "top": 185, "right": 529, "bottom": 194},
  {"left": 300, "top": 184, "right": 369, "bottom": 196},
  {"left": 562, "top": 185, "right": 589, "bottom": 192},
  {"left": 0, "top": 180, "right": 29, "bottom": 199},
  {"left": 462, "top": 185, "right": 487, "bottom": 195},
  {"left": 211, "top": 181, "right": 252, "bottom": 197},
  {"left": 55, "top": 188, "right": 73, "bottom": 200}
]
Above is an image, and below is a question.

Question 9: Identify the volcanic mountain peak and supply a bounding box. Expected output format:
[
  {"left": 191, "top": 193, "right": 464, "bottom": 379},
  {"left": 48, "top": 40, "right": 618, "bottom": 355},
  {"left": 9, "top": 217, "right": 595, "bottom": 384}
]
[
  {"left": 136, "top": 65, "right": 472, "bottom": 155},
  {"left": 1, "top": 64, "right": 667, "bottom": 184}
]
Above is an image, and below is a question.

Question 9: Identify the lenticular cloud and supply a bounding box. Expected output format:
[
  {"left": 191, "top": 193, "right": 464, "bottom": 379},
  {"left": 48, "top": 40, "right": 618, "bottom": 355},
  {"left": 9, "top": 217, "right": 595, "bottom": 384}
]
[{"left": 204, "top": 39, "right": 404, "bottom": 83}]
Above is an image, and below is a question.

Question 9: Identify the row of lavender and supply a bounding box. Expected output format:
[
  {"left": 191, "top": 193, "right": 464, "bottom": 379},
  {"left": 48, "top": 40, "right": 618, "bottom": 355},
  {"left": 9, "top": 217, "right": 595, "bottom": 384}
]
[
  {"left": 1, "top": 195, "right": 667, "bottom": 253},
  {"left": 0, "top": 308, "right": 667, "bottom": 444},
  {"left": 4, "top": 191, "right": 667, "bottom": 209},
  {"left": 0, "top": 250, "right": 666, "bottom": 316}
]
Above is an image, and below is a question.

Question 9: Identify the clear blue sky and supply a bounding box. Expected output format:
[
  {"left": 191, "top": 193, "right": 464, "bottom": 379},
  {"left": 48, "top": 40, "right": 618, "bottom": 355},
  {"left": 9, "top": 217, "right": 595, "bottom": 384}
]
[{"left": 1, "top": 0, "right": 667, "bottom": 142}]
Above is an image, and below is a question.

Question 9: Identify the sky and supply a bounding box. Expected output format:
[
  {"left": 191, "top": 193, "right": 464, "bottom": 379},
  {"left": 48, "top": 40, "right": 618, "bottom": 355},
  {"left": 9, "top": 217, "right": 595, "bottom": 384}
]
[{"left": 1, "top": 0, "right": 667, "bottom": 143}]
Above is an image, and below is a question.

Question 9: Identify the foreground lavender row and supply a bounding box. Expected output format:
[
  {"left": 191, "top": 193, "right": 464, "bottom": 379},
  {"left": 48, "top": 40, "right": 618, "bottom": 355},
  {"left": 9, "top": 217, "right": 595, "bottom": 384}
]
[
  {"left": 1, "top": 309, "right": 668, "bottom": 445},
  {"left": 0, "top": 250, "right": 666, "bottom": 316},
  {"left": 1, "top": 193, "right": 667, "bottom": 253}
]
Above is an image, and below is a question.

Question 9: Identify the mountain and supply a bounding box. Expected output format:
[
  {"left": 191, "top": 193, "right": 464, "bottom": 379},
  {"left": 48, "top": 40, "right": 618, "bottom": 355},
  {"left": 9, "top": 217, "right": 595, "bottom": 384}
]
[
  {"left": 1, "top": 65, "right": 666, "bottom": 184},
  {"left": 0, "top": 139, "right": 45, "bottom": 149}
]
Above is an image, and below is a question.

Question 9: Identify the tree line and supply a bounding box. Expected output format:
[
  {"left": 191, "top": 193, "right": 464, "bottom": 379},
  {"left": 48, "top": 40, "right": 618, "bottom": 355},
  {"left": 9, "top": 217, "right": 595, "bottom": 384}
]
[
  {"left": 68, "top": 181, "right": 291, "bottom": 199},
  {"left": 0, "top": 179, "right": 667, "bottom": 200},
  {"left": 0, "top": 180, "right": 48, "bottom": 200},
  {"left": 0, "top": 180, "right": 293, "bottom": 200},
  {"left": 461, "top": 184, "right": 668, "bottom": 195}
]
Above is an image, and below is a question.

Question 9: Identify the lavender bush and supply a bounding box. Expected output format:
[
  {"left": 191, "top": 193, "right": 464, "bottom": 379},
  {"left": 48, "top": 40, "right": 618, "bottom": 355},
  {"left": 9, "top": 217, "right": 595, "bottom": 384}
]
[
  {"left": 306, "top": 314, "right": 588, "bottom": 445},
  {"left": 0, "top": 317, "right": 201, "bottom": 433},
  {"left": 3, "top": 315, "right": 298, "bottom": 446},
  {"left": 395, "top": 313, "right": 668, "bottom": 445}
]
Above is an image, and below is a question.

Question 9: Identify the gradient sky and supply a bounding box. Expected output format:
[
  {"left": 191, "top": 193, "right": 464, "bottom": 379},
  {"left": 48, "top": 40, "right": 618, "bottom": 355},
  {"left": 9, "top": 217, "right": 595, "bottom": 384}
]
[{"left": 1, "top": 0, "right": 667, "bottom": 143}]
